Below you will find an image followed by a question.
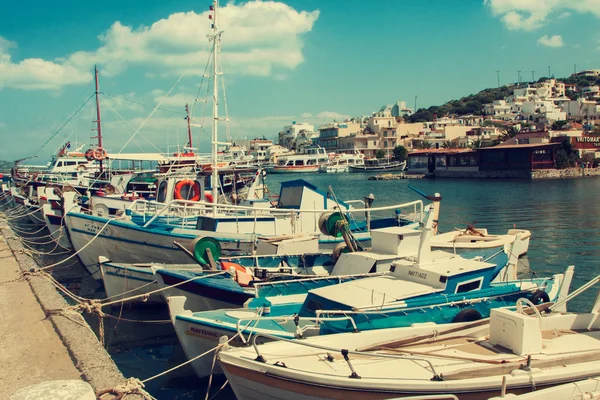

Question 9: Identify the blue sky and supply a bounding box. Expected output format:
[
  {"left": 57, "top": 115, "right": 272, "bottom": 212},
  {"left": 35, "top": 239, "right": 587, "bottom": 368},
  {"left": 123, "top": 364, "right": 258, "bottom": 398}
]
[{"left": 1, "top": 0, "right": 600, "bottom": 160}]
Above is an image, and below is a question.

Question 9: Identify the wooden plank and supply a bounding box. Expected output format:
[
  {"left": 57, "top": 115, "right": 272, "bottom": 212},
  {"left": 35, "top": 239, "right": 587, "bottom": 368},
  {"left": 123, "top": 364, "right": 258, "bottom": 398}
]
[{"left": 441, "top": 349, "right": 600, "bottom": 381}]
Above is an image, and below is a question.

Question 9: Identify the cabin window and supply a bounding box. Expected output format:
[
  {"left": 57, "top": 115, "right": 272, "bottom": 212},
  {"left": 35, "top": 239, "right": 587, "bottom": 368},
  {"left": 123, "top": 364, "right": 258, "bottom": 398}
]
[
  {"left": 196, "top": 217, "right": 217, "bottom": 231},
  {"left": 279, "top": 186, "right": 303, "bottom": 208},
  {"left": 157, "top": 181, "right": 168, "bottom": 203},
  {"left": 65, "top": 161, "right": 77, "bottom": 166},
  {"left": 296, "top": 160, "right": 305, "bottom": 166},
  {"left": 455, "top": 278, "right": 483, "bottom": 294},
  {"left": 56, "top": 161, "right": 63, "bottom": 167}
]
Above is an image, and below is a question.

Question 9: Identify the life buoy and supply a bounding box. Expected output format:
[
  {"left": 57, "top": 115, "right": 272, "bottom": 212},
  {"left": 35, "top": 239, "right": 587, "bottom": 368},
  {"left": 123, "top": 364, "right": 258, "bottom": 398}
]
[
  {"left": 452, "top": 308, "right": 482, "bottom": 323},
  {"left": 94, "top": 147, "right": 108, "bottom": 161},
  {"left": 529, "top": 290, "right": 550, "bottom": 305},
  {"left": 85, "top": 149, "right": 95, "bottom": 161},
  {"left": 174, "top": 180, "right": 200, "bottom": 201},
  {"left": 204, "top": 191, "right": 214, "bottom": 203},
  {"left": 76, "top": 164, "right": 87, "bottom": 171}
]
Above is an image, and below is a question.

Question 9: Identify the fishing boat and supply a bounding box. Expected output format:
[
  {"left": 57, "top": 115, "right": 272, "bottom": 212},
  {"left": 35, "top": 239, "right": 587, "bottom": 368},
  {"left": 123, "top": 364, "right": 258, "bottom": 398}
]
[
  {"left": 165, "top": 224, "right": 554, "bottom": 379},
  {"left": 266, "top": 146, "right": 329, "bottom": 174},
  {"left": 39, "top": 186, "right": 71, "bottom": 250},
  {"left": 217, "top": 268, "right": 600, "bottom": 400},
  {"left": 349, "top": 158, "right": 406, "bottom": 173},
  {"left": 319, "top": 152, "right": 365, "bottom": 173},
  {"left": 63, "top": 180, "right": 427, "bottom": 276}
]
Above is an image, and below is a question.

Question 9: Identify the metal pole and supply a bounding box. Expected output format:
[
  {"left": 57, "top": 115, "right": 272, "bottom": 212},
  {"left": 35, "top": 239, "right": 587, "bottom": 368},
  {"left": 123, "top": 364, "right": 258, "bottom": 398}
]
[
  {"left": 94, "top": 66, "right": 104, "bottom": 173},
  {"left": 211, "top": 0, "right": 220, "bottom": 216},
  {"left": 496, "top": 70, "right": 500, "bottom": 88}
]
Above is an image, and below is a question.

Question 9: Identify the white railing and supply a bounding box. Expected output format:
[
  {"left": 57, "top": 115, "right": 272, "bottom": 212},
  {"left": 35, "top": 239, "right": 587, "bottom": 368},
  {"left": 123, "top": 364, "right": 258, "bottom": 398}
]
[{"left": 127, "top": 198, "right": 424, "bottom": 230}]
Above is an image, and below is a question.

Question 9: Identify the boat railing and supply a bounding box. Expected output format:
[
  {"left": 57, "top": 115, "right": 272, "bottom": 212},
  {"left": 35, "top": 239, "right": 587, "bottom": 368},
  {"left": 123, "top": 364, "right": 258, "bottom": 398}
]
[
  {"left": 247, "top": 332, "right": 441, "bottom": 380},
  {"left": 129, "top": 198, "right": 424, "bottom": 229},
  {"left": 235, "top": 314, "right": 359, "bottom": 344}
]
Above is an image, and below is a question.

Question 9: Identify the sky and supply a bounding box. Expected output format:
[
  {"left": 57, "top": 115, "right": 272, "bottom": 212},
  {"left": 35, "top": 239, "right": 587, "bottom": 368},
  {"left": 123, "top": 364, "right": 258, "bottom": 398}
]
[{"left": 2, "top": 0, "right": 600, "bottom": 161}]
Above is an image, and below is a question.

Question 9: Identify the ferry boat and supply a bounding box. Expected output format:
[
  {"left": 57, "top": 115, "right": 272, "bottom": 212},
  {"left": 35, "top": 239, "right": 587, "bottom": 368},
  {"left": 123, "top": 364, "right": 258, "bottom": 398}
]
[
  {"left": 319, "top": 152, "right": 365, "bottom": 173},
  {"left": 266, "top": 146, "right": 329, "bottom": 174},
  {"left": 349, "top": 158, "right": 406, "bottom": 173}
]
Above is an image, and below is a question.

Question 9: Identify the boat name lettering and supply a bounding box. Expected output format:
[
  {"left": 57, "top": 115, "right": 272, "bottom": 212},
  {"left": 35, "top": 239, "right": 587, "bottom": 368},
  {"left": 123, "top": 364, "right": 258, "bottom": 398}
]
[
  {"left": 408, "top": 270, "right": 427, "bottom": 279},
  {"left": 187, "top": 326, "right": 219, "bottom": 338}
]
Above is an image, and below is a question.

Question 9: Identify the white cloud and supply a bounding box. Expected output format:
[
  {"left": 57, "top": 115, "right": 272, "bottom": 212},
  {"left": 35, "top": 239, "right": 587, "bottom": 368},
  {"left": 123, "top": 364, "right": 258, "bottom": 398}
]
[
  {"left": 0, "top": 36, "right": 92, "bottom": 90},
  {"left": 538, "top": 34, "right": 564, "bottom": 47},
  {"left": 485, "top": 0, "right": 600, "bottom": 31},
  {"left": 301, "top": 111, "right": 351, "bottom": 121},
  {"left": 151, "top": 89, "right": 197, "bottom": 108},
  {"left": 1, "top": 2, "right": 319, "bottom": 92}
]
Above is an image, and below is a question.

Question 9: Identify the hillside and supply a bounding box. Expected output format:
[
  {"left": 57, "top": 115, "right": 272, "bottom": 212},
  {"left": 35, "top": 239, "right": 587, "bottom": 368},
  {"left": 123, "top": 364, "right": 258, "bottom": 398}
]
[{"left": 406, "top": 74, "right": 600, "bottom": 123}]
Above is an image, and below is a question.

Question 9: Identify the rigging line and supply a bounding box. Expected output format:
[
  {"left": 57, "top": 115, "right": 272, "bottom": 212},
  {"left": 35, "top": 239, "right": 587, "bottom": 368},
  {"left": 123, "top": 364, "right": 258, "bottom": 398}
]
[
  {"left": 101, "top": 97, "right": 164, "bottom": 153},
  {"left": 219, "top": 61, "right": 231, "bottom": 142},
  {"left": 221, "top": 52, "right": 257, "bottom": 138},
  {"left": 33, "top": 93, "right": 95, "bottom": 156},
  {"left": 116, "top": 61, "right": 198, "bottom": 155},
  {"left": 100, "top": 93, "right": 187, "bottom": 116},
  {"left": 117, "top": 45, "right": 208, "bottom": 155},
  {"left": 197, "top": 45, "right": 215, "bottom": 140},
  {"left": 190, "top": 45, "right": 213, "bottom": 118}
]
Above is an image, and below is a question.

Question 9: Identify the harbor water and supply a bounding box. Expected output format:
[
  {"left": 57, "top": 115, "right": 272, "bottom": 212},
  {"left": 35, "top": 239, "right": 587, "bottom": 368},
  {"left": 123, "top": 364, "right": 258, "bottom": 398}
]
[{"left": 21, "top": 174, "right": 600, "bottom": 399}]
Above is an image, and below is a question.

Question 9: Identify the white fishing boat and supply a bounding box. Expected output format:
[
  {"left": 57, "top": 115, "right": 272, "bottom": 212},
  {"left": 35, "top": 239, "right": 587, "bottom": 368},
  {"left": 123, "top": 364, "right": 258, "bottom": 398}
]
[
  {"left": 217, "top": 267, "right": 600, "bottom": 400},
  {"left": 39, "top": 186, "right": 71, "bottom": 250},
  {"left": 266, "top": 146, "right": 329, "bottom": 174},
  {"left": 319, "top": 152, "right": 365, "bottom": 173},
  {"left": 349, "top": 158, "right": 406, "bottom": 173},
  {"left": 431, "top": 226, "right": 531, "bottom": 258},
  {"left": 488, "top": 376, "right": 600, "bottom": 399}
]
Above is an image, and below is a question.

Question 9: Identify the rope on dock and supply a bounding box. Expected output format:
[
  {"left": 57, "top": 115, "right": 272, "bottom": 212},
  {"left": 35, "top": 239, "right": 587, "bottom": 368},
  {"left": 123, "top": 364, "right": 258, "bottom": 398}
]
[{"left": 96, "top": 377, "right": 154, "bottom": 400}]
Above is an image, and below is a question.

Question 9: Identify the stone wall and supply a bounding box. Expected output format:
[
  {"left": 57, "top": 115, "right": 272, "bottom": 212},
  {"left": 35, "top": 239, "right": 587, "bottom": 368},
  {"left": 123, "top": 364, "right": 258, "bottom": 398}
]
[
  {"left": 433, "top": 167, "right": 600, "bottom": 179},
  {"left": 532, "top": 167, "right": 600, "bottom": 179}
]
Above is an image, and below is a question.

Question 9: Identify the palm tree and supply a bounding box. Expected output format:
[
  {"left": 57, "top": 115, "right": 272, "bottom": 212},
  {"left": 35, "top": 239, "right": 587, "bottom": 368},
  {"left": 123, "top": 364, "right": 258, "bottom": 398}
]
[
  {"left": 469, "top": 139, "right": 485, "bottom": 149},
  {"left": 442, "top": 140, "right": 458, "bottom": 149},
  {"left": 499, "top": 126, "right": 520, "bottom": 142},
  {"left": 414, "top": 140, "right": 433, "bottom": 150}
]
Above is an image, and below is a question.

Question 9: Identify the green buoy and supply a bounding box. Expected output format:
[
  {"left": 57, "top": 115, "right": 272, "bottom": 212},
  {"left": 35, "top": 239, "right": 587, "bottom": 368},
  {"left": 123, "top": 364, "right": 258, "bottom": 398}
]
[
  {"left": 189, "top": 236, "right": 222, "bottom": 264},
  {"left": 318, "top": 211, "right": 345, "bottom": 237}
]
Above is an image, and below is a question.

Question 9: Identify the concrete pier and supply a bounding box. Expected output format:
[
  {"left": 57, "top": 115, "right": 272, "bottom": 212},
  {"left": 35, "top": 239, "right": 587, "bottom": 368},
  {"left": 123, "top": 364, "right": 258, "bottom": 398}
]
[{"left": 0, "top": 222, "right": 140, "bottom": 399}]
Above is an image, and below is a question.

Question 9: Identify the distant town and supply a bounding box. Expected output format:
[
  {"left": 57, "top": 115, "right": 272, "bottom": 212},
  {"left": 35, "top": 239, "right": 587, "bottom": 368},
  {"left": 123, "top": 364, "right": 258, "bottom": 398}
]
[{"left": 232, "top": 69, "right": 600, "bottom": 179}]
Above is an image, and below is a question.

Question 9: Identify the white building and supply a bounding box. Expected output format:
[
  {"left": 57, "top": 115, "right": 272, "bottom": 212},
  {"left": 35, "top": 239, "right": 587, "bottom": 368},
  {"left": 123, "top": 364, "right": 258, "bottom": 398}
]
[{"left": 278, "top": 122, "right": 316, "bottom": 150}]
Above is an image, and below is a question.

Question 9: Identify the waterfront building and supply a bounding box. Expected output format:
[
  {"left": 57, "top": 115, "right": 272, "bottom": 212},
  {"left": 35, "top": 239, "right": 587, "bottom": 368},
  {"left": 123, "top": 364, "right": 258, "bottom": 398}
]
[
  {"left": 378, "top": 100, "right": 413, "bottom": 118},
  {"left": 278, "top": 122, "right": 315, "bottom": 149},
  {"left": 317, "top": 121, "right": 362, "bottom": 152},
  {"left": 338, "top": 134, "right": 379, "bottom": 158}
]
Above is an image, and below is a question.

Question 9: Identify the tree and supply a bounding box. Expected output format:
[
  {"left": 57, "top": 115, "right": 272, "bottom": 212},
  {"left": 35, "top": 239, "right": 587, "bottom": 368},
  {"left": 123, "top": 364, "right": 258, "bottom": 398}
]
[
  {"left": 555, "top": 138, "right": 578, "bottom": 169},
  {"left": 375, "top": 149, "right": 386, "bottom": 159},
  {"left": 469, "top": 139, "right": 485, "bottom": 149},
  {"left": 551, "top": 120, "right": 568, "bottom": 130},
  {"left": 442, "top": 140, "right": 458, "bottom": 149},
  {"left": 413, "top": 140, "right": 433, "bottom": 150},
  {"left": 392, "top": 145, "right": 408, "bottom": 162},
  {"left": 499, "top": 126, "right": 520, "bottom": 142}
]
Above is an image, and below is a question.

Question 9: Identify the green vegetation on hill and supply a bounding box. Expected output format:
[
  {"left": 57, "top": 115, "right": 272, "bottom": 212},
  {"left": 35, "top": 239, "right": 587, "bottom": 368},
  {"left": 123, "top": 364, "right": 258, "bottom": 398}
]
[
  {"left": 406, "top": 74, "right": 600, "bottom": 123},
  {"left": 407, "top": 85, "right": 514, "bottom": 122}
]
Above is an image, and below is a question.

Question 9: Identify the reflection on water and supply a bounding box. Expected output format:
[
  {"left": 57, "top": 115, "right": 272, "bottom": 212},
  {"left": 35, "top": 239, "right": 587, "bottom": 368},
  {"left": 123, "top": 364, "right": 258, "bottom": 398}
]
[{"left": 4, "top": 174, "right": 600, "bottom": 399}]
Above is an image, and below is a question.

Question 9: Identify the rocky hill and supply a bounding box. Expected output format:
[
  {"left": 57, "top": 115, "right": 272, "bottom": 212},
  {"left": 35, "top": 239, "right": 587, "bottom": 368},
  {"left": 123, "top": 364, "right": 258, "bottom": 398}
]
[{"left": 406, "top": 74, "right": 600, "bottom": 123}]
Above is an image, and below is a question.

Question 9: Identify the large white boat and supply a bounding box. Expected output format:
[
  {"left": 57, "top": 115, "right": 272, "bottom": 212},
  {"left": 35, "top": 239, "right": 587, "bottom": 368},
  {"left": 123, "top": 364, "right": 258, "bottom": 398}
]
[
  {"left": 349, "top": 158, "right": 406, "bottom": 172},
  {"left": 319, "top": 152, "right": 365, "bottom": 173},
  {"left": 266, "top": 146, "right": 329, "bottom": 174}
]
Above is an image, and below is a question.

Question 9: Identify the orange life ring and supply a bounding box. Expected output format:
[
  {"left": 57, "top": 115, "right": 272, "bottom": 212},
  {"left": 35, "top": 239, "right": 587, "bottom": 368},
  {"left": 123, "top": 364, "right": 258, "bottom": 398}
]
[
  {"left": 174, "top": 179, "right": 201, "bottom": 201},
  {"left": 204, "top": 191, "right": 214, "bottom": 203},
  {"left": 85, "top": 149, "right": 95, "bottom": 161},
  {"left": 94, "top": 147, "right": 108, "bottom": 161}
]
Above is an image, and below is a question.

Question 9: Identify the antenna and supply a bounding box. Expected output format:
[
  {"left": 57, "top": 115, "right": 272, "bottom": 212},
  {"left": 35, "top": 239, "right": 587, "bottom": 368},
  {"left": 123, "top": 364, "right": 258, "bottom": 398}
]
[
  {"left": 414, "top": 95, "right": 418, "bottom": 112},
  {"left": 517, "top": 70, "right": 521, "bottom": 85},
  {"left": 548, "top": 66, "right": 551, "bottom": 78},
  {"left": 185, "top": 103, "right": 193, "bottom": 149},
  {"left": 209, "top": 0, "right": 221, "bottom": 215},
  {"left": 496, "top": 70, "right": 500, "bottom": 88},
  {"left": 531, "top": 70, "right": 535, "bottom": 82}
]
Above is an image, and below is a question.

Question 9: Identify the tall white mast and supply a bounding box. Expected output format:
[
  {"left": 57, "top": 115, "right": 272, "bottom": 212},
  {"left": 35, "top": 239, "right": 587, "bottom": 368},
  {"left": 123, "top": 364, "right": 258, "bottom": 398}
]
[{"left": 209, "top": 0, "right": 221, "bottom": 215}]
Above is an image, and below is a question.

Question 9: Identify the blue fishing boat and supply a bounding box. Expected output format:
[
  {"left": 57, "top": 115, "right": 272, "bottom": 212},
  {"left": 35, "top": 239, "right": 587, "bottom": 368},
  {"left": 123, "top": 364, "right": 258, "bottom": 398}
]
[{"left": 166, "top": 225, "right": 560, "bottom": 379}]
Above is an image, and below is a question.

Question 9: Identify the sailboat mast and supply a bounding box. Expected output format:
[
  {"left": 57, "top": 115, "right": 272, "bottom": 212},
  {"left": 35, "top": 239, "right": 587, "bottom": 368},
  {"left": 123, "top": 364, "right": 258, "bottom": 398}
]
[
  {"left": 94, "top": 65, "right": 104, "bottom": 172},
  {"left": 185, "top": 103, "right": 193, "bottom": 148},
  {"left": 210, "top": 0, "right": 220, "bottom": 215}
]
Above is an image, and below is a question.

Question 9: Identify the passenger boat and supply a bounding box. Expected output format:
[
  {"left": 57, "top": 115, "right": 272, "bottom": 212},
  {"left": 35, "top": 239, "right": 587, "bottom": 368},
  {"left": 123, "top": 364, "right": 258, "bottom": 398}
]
[
  {"left": 349, "top": 158, "right": 406, "bottom": 172},
  {"left": 217, "top": 268, "right": 600, "bottom": 400},
  {"left": 266, "top": 146, "right": 329, "bottom": 174},
  {"left": 319, "top": 152, "right": 365, "bottom": 173}
]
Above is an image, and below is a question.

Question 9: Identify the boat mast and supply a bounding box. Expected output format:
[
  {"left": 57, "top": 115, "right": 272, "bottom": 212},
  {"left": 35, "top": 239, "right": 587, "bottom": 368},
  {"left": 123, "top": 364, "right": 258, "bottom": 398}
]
[
  {"left": 94, "top": 65, "right": 104, "bottom": 173},
  {"left": 185, "top": 103, "right": 193, "bottom": 149},
  {"left": 209, "top": 0, "right": 221, "bottom": 215}
]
